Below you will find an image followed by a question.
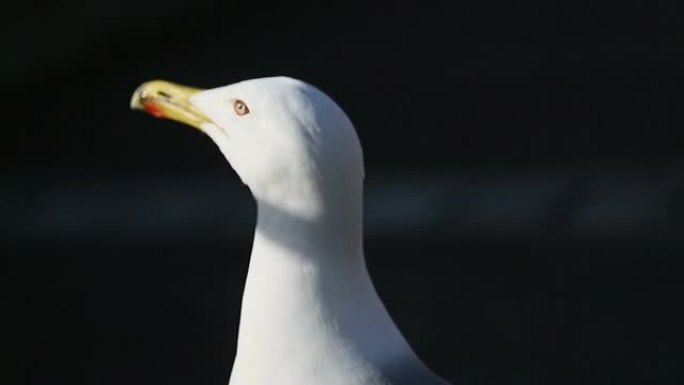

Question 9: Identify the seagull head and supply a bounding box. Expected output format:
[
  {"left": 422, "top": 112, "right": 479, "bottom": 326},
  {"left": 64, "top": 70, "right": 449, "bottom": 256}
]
[{"left": 131, "top": 77, "right": 364, "bottom": 217}]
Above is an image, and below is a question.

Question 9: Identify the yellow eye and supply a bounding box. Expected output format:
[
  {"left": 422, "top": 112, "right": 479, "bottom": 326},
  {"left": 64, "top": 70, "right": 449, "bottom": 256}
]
[{"left": 234, "top": 99, "right": 250, "bottom": 116}]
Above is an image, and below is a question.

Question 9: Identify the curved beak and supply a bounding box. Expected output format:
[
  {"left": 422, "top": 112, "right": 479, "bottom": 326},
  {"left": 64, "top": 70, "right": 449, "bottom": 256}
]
[{"left": 130, "top": 80, "right": 210, "bottom": 130}]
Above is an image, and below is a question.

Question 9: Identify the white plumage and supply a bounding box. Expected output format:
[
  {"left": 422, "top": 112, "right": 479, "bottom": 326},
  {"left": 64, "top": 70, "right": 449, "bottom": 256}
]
[{"left": 132, "top": 77, "right": 449, "bottom": 385}]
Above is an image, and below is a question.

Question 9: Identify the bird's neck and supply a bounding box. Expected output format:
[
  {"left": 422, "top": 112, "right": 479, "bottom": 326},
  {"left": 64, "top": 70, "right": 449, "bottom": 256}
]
[
  {"left": 229, "top": 183, "right": 416, "bottom": 382},
  {"left": 250, "top": 173, "right": 365, "bottom": 258}
]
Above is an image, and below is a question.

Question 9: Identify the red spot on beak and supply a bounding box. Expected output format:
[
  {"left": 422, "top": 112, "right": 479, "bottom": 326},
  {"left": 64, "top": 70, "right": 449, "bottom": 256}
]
[{"left": 143, "top": 103, "right": 164, "bottom": 118}]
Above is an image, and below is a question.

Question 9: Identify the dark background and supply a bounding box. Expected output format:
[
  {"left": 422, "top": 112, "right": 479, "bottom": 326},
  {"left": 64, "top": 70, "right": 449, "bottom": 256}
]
[{"left": 4, "top": 1, "right": 684, "bottom": 384}]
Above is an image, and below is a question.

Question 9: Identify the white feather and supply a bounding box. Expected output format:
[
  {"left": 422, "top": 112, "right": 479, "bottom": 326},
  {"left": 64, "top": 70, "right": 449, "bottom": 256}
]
[{"left": 190, "top": 77, "right": 449, "bottom": 385}]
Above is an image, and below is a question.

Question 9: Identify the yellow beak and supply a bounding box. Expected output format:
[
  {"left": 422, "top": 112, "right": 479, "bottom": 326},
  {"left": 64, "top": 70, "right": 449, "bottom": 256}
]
[{"left": 130, "top": 80, "right": 210, "bottom": 130}]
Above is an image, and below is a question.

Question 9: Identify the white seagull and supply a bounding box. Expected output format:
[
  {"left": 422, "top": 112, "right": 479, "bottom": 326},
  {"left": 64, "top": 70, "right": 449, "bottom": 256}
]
[{"left": 131, "top": 76, "right": 450, "bottom": 385}]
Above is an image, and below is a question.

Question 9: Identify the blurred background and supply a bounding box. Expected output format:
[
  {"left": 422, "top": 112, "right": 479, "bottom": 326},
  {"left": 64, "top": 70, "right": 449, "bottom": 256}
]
[{"left": 4, "top": 1, "right": 683, "bottom": 384}]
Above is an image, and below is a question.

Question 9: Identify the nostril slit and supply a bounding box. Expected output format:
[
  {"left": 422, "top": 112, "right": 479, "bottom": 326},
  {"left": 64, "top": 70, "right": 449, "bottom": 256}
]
[{"left": 157, "top": 91, "right": 171, "bottom": 99}]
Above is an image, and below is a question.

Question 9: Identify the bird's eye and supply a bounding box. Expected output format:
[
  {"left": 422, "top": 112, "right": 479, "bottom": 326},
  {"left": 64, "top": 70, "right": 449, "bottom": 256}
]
[{"left": 233, "top": 100, "right": 250, "bottom": 116}]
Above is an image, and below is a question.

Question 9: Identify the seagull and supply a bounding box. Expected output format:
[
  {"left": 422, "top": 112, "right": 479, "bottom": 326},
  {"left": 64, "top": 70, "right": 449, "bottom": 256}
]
[{"left": 130, "top": 77, "right": 450, "bottom": 385}]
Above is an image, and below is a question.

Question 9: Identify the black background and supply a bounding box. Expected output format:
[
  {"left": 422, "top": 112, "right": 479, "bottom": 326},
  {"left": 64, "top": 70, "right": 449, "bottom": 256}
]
[{"left": 5, "top": 1, "right": 684, "bottom": 384}]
